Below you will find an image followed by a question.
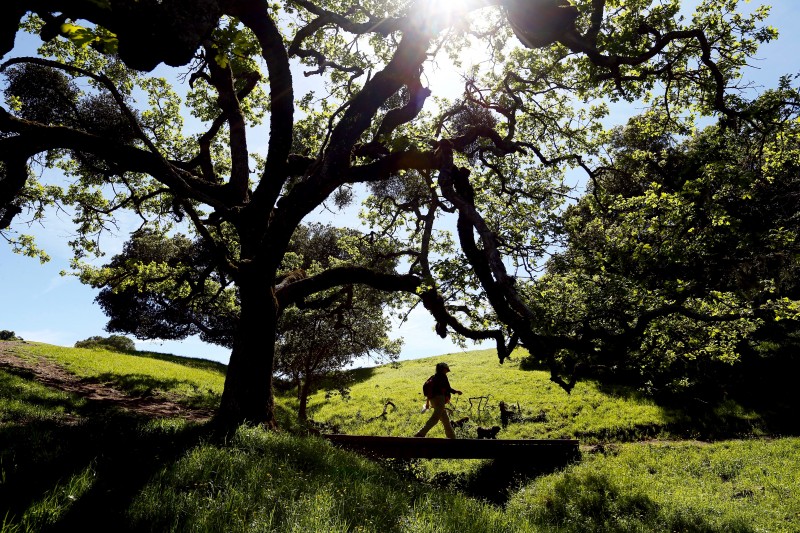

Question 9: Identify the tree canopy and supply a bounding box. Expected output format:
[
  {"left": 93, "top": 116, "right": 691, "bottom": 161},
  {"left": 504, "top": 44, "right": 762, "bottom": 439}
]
[
  {"left": 535, "top": 91, "right": 800, "bottom": 396},
  {"left": 0, "top": 0, "right": 791, "bottom": 426}
]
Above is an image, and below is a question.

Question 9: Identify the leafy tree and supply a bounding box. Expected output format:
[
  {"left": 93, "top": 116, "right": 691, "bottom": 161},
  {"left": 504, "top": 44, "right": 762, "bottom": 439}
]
[
  {"left": 87, "top": 223, "right": 401, "bottom": 421},
  {"left": 533, "top": 86, "right": 800, "bottom": 397},
  {"left": 75, "top": 334, "right": 136, "bottom": 352},
  {"left": 0, "top": 330, "right": 20, "bottom": 341},
  {"left": 276, "top": 288, "right": 401, "bottom": 422},
  {"left": 0, "top": 0, "right": 778, "bottom": 426},
  {"left": 88, "top": 229, "right": 240, "bottom": 349}
]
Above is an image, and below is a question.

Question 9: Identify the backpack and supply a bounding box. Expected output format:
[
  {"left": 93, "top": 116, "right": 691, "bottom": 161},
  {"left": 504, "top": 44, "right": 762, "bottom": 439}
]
[{"left": 422, "top": 375, "right": 436, "bottom": 398}]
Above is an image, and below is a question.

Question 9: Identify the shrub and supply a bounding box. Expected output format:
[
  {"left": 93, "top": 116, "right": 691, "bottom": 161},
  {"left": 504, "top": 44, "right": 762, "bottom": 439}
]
[
  {"left": 75, "top": 335, "right": 136, "bottom": 353},
  {"left": 0, "top": 330, "right": 20, "bottom": 341}
]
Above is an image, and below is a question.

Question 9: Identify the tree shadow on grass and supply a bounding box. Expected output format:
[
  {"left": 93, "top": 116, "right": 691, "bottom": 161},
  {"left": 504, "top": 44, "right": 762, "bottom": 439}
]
[
  {"left": 91, "top": 372, "right": 221, "bottom": 410},
  {"left": 512, "top": 470, "right": 758, "bottom": 533},
  {"left": 0, "top": 366, "right": 220, "bottom": 532},
  {"left": 0, "top": 366, "right": 88, "bottom": 417},
  {"left": 0, "top": 411, "right": 218, "bottom": 533},
  {"left": 52, "top": 417, "right": 213, "bottom": 533},
  {"left": 132, "top": 350, "right": 228, "bottom": 375},
  {"left": 443, "top": 453, "right": 581, "bottom": 506},
  {"left": 591, "top": 378, "right": 800, "bottom": 440},
  {"left": 341, "top": 366, "right": 378, "bottom": 387}
]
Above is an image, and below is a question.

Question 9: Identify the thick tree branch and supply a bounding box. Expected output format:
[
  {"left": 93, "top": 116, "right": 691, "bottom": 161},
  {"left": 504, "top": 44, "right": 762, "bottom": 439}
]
[
  {"left": 289, "top": 0, "right": 405, "bottom": 38},
  {"left": 205, "top": 47, "right": 252, "bottom": 202},
  {"left": 374, "top": 76, "right": 432, "bottom": 140},
  {"left": 180, "top": 71, "right": 261, "bottom": 182},
  {"left": 0, "top": 109, "right": 228, "bottom": 209},
  {"left": 229, "top": 1, "right": 294, "bottom": 215}
]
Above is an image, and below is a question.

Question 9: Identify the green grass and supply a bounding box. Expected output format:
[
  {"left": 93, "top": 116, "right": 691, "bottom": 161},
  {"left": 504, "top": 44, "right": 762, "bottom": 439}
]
[
  {"left": 303, "top": 348, "right": 758, "bottom": 443},
  {"left": 127, "top": 426, "right": 530, "bottom": 533},
  {"left": 508, "top": 438, "right": 800, "bottom": 533},
  {"left": 0, "top": 365, "right": 87, "bottom": 425},
  {"left": 2, "top": 340, "right": 799, "bottom": 532},
  {"left": 15, "top": 341, "right": 226, "bottom": 409}
]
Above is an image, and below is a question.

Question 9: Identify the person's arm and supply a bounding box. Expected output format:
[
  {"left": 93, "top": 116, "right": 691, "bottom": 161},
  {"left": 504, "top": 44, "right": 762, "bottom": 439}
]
[{"left": 444, "top": 376, "right": 462, "bottom": 395}]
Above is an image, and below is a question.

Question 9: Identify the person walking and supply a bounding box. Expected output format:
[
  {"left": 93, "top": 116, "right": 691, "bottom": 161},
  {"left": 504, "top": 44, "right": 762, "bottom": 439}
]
[{"left": 415, "top": 362, "right": 462, "bottom": 439}]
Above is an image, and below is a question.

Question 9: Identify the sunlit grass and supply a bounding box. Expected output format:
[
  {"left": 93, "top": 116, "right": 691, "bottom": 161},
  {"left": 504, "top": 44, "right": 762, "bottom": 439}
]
[
  {"left": 17, "top": 342, "right": 225, "bottom": 409},
  {"left": 0, "top": 372, "right": 200, "bottom": 533},
  {"left": 0, "top": 368, "right": 86, "bottom": 424},
  {"left": 508, "top": 438, "right": 800, "bottom": 533},
  {"left": 127, "top": 425, "right": 534, "bottom": 533},
  {"left": 16, "top": 463, "right": 97, "bottom": 532},
  {"left": 306, "top": 348, "right": 672, "bottom": 443}
]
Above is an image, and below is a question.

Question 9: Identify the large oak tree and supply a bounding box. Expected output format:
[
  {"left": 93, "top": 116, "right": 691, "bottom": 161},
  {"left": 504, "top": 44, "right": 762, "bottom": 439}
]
[{"left": 0, "top": 0, "right": 777, "bottom": 426}]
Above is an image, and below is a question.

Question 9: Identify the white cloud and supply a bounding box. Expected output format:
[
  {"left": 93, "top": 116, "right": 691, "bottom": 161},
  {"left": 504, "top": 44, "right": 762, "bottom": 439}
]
[{"left": 40, "top": 274, "right": 73, "bottom": 295}]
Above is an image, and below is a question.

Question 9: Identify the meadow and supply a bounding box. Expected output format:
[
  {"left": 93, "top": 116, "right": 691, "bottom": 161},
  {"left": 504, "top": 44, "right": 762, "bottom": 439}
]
[{"left": 1, "top": 340, "right": 798, "bottom": 532}]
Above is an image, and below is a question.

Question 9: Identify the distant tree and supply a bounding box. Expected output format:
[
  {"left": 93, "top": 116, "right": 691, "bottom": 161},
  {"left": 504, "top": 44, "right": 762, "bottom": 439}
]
[
  {"left": 88, "top": 229, "right": 239, "bottom": 349},
  {"left": 275, "top": 287, "right": 401, "bottom": 422},
  {"left": 0, "top": 330, "right": 20, "bottom": 341},
  {"left": 0, "top": 0, "right": 778, "bottom": 426},
  {"left": 75, "top": 334, "right": 136, "bottom": 353}
]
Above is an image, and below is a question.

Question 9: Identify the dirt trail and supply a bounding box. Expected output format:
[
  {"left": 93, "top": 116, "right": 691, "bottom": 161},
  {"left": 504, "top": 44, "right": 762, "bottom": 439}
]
[{"left": 0, "top": 341, "right": 214, "bottom": 422}]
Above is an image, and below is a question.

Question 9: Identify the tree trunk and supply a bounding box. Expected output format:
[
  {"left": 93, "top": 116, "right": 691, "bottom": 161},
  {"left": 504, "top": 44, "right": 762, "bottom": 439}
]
[
  {"left": 298, "top": 376, "right": 313, "bottom": 422},
  {"left": 217, "top": 268, "right": 279, "bottom": 428}
]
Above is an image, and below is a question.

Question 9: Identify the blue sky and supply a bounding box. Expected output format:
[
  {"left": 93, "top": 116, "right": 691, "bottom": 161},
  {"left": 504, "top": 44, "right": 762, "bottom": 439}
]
[{"left": 1, "top": 3, "right": 799, "bottom": 365}]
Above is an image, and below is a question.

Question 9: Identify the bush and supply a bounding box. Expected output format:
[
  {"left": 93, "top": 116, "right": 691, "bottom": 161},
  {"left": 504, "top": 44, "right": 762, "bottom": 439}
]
[
  {"left": 0, "top": 330, "right": 20, "bottom": 341},
  {"left": 74, "top": 335, "right": 136, "bottom": 353}
]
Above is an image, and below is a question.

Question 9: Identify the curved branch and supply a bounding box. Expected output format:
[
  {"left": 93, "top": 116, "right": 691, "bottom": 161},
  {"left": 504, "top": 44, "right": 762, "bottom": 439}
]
[
  {"left": 560, "top": 27, "right": 738, "bottom": 116},
  {"left": 229, "top": 1, "right": 294, "bottom": 213},
  {"left": 205, "top": 47, "right": 252, "bottom": 202},
  {"left": 180, "top": 70, "right": 261, "bottom": 182},
  {"left": 374, "top": 76, "right": 432, "bottom": 140},
  {"left": 0, "top": 110, "right": 228, "bottom": 209},
  {"left": 289, "top": 0, "right": 405, "bottom": 39}
]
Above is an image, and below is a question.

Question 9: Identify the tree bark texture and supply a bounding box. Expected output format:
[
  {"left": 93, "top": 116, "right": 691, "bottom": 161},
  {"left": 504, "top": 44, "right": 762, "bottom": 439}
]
[{"left": 218, "top": 267, "right": 279, "bottom": 427}]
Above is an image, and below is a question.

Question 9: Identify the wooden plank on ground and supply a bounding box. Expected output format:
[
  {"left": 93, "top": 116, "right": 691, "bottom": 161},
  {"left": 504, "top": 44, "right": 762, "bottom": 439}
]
[{"left": 322, "top": 434, "right": 580, "bottom": 463}]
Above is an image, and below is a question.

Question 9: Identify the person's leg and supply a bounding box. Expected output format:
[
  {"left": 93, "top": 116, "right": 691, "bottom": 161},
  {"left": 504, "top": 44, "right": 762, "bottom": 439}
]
[
  {"left": 415, "top": 396, "right": 446, "bottom": 437},
  {"left": 440, "top": 403, "right": 455, "bottom": 439}
]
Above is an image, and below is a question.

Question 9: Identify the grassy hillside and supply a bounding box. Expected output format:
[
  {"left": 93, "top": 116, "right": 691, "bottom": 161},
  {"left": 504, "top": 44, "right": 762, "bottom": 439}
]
[
  {"left": 14, "top": 342, "right": 226, "bottom": 409},
  {"left": 303, "top": 348, "right": 763, "bottom": 443},
  {"left": 1, "top": 340, "right": 798, "bottom": 532}
]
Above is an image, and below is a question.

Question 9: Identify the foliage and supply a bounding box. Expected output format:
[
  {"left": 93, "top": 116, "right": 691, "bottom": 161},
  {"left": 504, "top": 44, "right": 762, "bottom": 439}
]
[
  {"left": 74, "top": 334, "right": 136, "bottom": 353},
  {"left": 530, "top": 89, "right": 800, "bottom": 399},
  {"left": 275, "top": 224, "right": 402, "bottom": 421},
  {"left": 83, "top": 223, "right": 403, "bottom": 421},
  {"left": 0, "top": 330, "right": 20, "bottom": 341},
  {"left": 0, "top": 0, "right": 785, "bottom": 427},
  {"left": 83, "top": 229, "right": 239, "bottom": 349}
]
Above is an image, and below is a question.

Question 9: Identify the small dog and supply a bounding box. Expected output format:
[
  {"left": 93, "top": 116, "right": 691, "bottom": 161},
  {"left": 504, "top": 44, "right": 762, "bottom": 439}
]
[
  {"left": 476, "top": 425, "right": 501, "bottom": 439},
  {"left": 451, "top": 416, "right": 470, "bottom": 429},
  {"left": 499, "top": 401, "right": 521, "bottom": 428}
]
